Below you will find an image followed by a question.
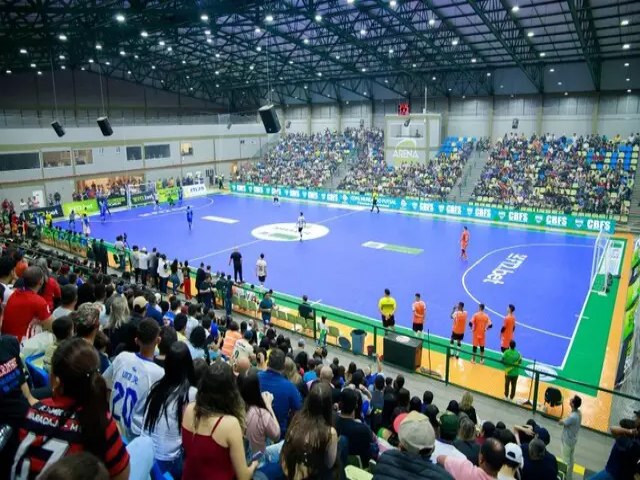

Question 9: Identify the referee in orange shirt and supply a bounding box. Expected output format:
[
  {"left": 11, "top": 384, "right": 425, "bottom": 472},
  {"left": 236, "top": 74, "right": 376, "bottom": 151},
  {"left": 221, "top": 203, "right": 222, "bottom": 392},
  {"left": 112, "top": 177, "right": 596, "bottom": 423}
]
[
  {"left": 470, "top": 303, "right": 493, "bottom": 364},
  {"left": 500, "top": 304, "right": 516, "bottom": 352}
]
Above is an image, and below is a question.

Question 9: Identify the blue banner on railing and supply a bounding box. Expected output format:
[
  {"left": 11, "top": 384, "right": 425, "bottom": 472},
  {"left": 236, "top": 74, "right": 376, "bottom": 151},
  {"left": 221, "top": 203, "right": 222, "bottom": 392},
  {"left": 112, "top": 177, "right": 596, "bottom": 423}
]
[{"left": 230, "top": 183, "right": 616, "bottom": 234}]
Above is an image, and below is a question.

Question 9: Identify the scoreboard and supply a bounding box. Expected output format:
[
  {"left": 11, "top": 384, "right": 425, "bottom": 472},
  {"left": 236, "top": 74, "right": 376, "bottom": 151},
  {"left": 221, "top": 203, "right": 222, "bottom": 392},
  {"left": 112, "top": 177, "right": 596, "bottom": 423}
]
[{"left": 397, "top": 102, "right": 410, "bottom": 116}]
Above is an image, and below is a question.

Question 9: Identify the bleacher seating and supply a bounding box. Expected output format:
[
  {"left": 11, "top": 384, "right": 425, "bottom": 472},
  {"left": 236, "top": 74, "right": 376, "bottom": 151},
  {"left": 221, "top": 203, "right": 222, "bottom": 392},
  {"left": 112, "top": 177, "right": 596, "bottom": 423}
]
[{"left": 470, "top": 133, "right": 637, "bottom": 221}]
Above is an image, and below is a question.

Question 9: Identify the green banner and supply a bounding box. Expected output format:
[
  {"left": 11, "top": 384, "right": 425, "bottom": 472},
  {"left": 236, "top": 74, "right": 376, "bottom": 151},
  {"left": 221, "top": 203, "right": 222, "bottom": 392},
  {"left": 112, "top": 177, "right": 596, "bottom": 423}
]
[
  {"left": 62, "top": 199, "right": 99, "bottom": 217},
  {"left": 230, "top": 183, "right": 616, "bottom": 234}
]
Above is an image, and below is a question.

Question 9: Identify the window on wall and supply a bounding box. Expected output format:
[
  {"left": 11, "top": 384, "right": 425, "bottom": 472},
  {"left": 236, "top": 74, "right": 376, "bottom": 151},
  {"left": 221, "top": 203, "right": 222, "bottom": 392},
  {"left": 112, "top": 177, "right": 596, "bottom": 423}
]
[
  {"left": 73, "top": 149, "right": 93, "bottom": 165},
  {"left": 180, "top": 142, "right": 193, "bottom": 156},
  {"left": 0, "top": 152, "right": 40, "bottom": 171},
  {"left": 144, "top": 144, "right": 171, "bottom": 160},
  {"left": 43, "top": 150, "right": 72, "bottom": 168},
  {"left": 126, "top": 146, "right": 143, "bottom": 161}
]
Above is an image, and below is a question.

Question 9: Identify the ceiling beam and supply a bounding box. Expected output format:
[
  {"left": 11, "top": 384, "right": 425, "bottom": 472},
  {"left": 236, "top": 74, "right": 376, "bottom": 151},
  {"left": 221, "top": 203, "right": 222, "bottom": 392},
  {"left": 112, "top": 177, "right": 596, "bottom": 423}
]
[{"left": 566, "top": 0, "right": 601, "bottom": 91}]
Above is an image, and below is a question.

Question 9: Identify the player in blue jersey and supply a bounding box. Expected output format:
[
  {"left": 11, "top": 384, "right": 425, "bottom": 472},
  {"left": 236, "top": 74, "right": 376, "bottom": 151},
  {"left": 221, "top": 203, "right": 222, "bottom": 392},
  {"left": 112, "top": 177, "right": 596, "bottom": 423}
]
[
  {"left": 100, "top": 199, "right": 107, "bottom": 223},
  {"left": 186, "top": 206, "right": 193, "bottom": 230}
]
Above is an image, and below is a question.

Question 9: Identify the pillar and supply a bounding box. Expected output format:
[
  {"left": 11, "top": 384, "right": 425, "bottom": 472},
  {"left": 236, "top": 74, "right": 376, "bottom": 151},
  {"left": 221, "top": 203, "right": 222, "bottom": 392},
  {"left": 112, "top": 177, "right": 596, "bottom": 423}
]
[
  {"left": 592, "top": 93, "right": 600, "bottom": 135},
  {"left": 536, "top": 94, "right": 543, "bottom": 136}
]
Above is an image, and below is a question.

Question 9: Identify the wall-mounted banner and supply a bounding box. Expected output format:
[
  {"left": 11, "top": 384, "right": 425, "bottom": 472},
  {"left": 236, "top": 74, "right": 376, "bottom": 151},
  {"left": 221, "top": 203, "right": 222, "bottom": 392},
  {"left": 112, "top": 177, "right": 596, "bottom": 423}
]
[
  {"left": 230, "top": 183, "right": 616, "bottom": 234},
  {"left": 23, "top": 204, "right": 64, "bottom": 222},
  {"left": 183, "top": 183, "right": 207, "bottom": 198}
]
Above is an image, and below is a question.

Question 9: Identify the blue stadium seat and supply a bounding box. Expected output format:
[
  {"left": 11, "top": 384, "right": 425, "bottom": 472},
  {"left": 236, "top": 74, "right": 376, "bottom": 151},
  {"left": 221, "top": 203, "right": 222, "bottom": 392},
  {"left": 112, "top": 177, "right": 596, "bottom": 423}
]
[{"left": 25, "top": 353, "right": 49, "bottom": 389}]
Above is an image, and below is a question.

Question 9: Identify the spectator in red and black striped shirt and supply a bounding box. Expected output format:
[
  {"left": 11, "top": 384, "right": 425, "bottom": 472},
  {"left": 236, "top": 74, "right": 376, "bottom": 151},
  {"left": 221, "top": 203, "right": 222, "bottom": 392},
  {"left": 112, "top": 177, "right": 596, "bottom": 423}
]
[{"left": 11, "top": 338, "right": 130, "bottom": 480}]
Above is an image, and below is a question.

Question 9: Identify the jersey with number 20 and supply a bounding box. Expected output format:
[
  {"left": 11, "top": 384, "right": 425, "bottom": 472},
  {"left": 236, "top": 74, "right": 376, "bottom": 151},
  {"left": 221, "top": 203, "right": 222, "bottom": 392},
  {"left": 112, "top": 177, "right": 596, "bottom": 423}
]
[{"left": 103, "top": 352, "right": 164, "bottom": 441}]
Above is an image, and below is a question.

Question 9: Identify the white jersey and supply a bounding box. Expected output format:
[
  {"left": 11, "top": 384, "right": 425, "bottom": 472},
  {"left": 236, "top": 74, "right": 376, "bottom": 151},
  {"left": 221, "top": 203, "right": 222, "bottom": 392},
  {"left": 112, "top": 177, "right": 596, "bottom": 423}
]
[
  {"left": 297, "top": 216, "right": 306, "bottom": 229},
  {"left": 103, "top": 351, "right": 164, "bottom": 441},
  {"left": 256, "top": 258, "right": 267, "bottom": 277}
]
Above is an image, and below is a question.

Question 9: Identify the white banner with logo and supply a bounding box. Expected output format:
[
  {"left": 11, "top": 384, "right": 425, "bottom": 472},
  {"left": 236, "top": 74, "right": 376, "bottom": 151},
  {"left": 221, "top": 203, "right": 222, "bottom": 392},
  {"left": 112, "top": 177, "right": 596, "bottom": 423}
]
[{"left": 183, "top": 184, "right": 208, "bottom": 198}]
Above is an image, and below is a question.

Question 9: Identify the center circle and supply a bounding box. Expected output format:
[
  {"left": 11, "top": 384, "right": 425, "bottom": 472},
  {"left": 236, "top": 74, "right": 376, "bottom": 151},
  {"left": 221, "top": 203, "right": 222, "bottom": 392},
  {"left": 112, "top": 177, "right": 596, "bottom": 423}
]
[{"left": 251, "top": 223, "right": 329, "bottom": 242}]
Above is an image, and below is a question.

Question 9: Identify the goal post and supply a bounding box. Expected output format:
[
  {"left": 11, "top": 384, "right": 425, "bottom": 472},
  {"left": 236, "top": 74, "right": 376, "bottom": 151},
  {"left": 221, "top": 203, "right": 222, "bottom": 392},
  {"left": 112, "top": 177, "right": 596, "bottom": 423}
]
[{"left": 591, "top": 228, "right": 613, "bottom": 295}]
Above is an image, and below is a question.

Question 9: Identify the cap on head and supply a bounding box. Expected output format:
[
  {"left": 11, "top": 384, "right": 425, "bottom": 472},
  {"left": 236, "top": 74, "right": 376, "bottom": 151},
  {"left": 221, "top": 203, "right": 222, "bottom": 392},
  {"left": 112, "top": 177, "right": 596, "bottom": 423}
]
[
  {"left": 504, "top": 443, "right": 524, "bottom": 468},
  {"left": 397, "top": 411, "right": 436, "bottom": 453}
]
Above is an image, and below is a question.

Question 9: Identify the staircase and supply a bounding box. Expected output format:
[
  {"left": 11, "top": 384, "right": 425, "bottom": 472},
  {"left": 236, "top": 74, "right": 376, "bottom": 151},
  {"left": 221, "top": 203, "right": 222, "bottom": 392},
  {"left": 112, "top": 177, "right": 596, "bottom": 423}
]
[
  {"left": 626, "top": 177, "right": 640, "bottom": 233},
  {"left": 448, "top": 151, "right": 489, "bottom": 203}
]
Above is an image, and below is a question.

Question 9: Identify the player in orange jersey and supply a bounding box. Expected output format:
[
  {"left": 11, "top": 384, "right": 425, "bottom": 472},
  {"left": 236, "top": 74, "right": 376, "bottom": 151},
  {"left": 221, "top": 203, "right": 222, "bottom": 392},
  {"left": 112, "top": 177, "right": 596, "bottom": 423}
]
[
  {"left": 460, "top": 226, "right": 470, "bottom": 260},
  {"left": 500, "top": 304, "right": 516, "bottom": 352},
  {"left": 470, "top": 303, "right": 493, "bottom": 364},
  {"left": 450, "top": 302, "right": 467, "bottom": 359}
]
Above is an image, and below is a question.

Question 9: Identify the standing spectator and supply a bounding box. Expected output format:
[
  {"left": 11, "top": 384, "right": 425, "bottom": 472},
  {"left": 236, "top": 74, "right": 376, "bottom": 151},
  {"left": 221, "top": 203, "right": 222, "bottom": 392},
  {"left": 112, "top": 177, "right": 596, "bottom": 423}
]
[
  {"left": 182, "top": 260, "right": 193, "bottom": 300},
  {"left": 148, "top": 248, "right": 159, "bottom": 287},
  {"left": 2, "top": 266, "right": 53, "bottom": 341},
  {"left": 137, "top": 247, "right": 149, "bottom": 286},
  {"left": 256, "top": 253, "right": 268, "bottom": 286},
  {"left": 103, "top": 319, "right": 164, "bottom": 441},
  {"left": 131, "top": 246, "right": 140, "bottom": 283},
  {"left": 195, "top": 262, "right": 206, "bottom": 300},
  {"left": 259, "top": 289, "right": 274, "bottom": 331},
  {"left": 559, "top": 395, "right": 582, "bottom": 480},
  {"left": 114, "top": 235, "right": 126, "bottom": 271},
  {"left": 98, "top": 240, "right": 108, "bottom": 274},
  {"left": 258, "top": 348, "right": 302, "bottom": 436},
  {"left": 229, "top": 248, "right": 243, "bottom": 283},
  {"left": 378, "top": 288, "right": 397, "bottom": 330},
  {"left": 438, "top": 437, "right": 505, "bottom": 479},
  {"left": 181, "top": 362, "right": 258, "bottom": 480},
  {"left": 157, "top": 254, "right": 170, "bottom": 294},
  {"left": 143, "top": 342, "right": 196, "bottom": 479},
  {"left": 239, "top": 368, "right": 281, "bottom": 454},
  {"left": 35, "top": 258, "right": 62, "bottom": 312},
  {"left": 199, "top": 273, "right": 214, "bottom": 310},
  {"left": 224, "top": 274, "right": 234, "bottom": 317},
  {"left": 502, "top": 340, "right": 521, "bottom": 401},
  {"left": 281, "top": 382, "right": 338, "bottom": 479},
  {"left": 374, "top": 411, "right": 453, "bottom": 480}
]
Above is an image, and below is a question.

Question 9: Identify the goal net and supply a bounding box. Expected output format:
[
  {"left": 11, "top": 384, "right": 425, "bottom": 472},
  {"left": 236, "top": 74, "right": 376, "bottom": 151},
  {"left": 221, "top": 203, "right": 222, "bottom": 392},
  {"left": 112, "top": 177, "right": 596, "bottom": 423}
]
[{"left": 591, "top": 228, "right": 613, "bottom": 295}]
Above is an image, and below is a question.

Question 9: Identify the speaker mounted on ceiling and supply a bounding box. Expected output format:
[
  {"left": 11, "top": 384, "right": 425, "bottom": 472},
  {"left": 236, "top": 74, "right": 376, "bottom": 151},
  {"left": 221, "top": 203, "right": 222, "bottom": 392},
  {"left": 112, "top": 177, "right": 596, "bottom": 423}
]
[
  {"left": 97, "top": 116, "right": 113, "bottom": 137},
  {"left": 51, "top": 121, "right": 66, "bottom": 138},
  {"left": 258, "top": 105, "right": 281, "bottom": 134}
]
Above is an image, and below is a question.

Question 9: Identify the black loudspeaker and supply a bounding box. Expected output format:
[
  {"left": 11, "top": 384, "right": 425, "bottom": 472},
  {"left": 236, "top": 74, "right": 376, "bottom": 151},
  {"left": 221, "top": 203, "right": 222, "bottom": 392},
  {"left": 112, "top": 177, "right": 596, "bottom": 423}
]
[
  {"left": 285, "top": 120, "right": 291, "bottom": 129},
  {"left": 97, "top": 116, "right": 113, "bottom": 136},
  {"left": 512, "top": 118, "right": 519, "bottom": 129},
  {"left": 51, "top": 121, "right": 65, "bottom": 137},
  {"left": 258, "top": 105, "right": 281, "bottom": 133}
]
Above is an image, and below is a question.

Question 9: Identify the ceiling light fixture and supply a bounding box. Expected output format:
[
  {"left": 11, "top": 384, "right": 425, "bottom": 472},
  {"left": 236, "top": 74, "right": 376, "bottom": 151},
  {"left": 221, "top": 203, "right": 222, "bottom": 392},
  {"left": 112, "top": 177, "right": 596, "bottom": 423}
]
[
  {"left": 471, "top": 58, "right": 477, "bottom": 63},
  {"left": 30, "top": 63, "right": 36, "bottom": 68},
  {"left": 58, "top": 34, "right": 67, "bottom": 41},
  {"left": 448, "top": 88, "right": 452, "bottom": 91},
  {"left": 558, "top": 81, "right": 562, "bottom": 85},
  {"left": 412, "top": 63, "right": 417, "bottom": 67},
  {"left": 167, "top": 46, "right": 172, "bottom": 51},
  {"left": 289, "top": 60, "right": 293, "bottom": 64},
  {"left": 20, "top": 48, "right": 27, "bottom": 54},
  {"left": 37, "top": 71, "right": 42, "bottom": 75},
  {"left": 95, "top": 44, "right": 102, "bottom": 50},
  {"left": 627, "top": 78, "right": 631, "bottom": 81},
  {"left": 206, "top": 38, "right": 212, "bottom": 43},
  {"left": 215, "top": 53, "right": 220, "bottom": 58},
  {"left": 81, "top": 67, "right": 85, "bottom": 71},
  {"left": 347, "top": 0, "right": 355, "bottom": 4},
  {"left": 540, "top": 52, "right": 546, "bottom": 57},
  {"left": 362, "top": 67, "right": 366, "bottom": 72},
  {"left": 205, "top": 29, "right": 211, "bottom": 35},
  {"left": 256, "top": 46, "right": 262, "bottom": 51},
  {"left": 500, "top": 84, "right": 504, "bottom": 88},
  {"left": 549, "top": 68, "right": 555, "bottom": 72},
  {"left": 432, "top": 76, "right": 436, "bottom": 80},
  {"left": 624, "top": 62, "right": 630, "bottom": 67},
  {"left": 88, "top": 59, "right": 94, "bottom": 63},
  {"left": 6, "top": 70, "right": 11, "bottom": 74},
  {"left": 115, "top": 14, "right": 125, "bottom": 22},
  {"left": 134, "top": 55, "right": 139, "bottom": 59},
  {"left": 385, "top": 79, "right": 388, "bottom": 83},
  {"left": 429, "top": 18, "right": 435, "bottom": 26},
  {"left": 487, "top": 72, "right": 491, "bottom": 76},
  {"left": 140, "top": 31, "right": 148, "bottom": 38},
  {"left": 336, "top": 55, "right": 340, "bottom": 59},
  {"left": 564, "top": 91, "right": 568, "bottom": 95},
  {"left": 389, "top": 49, "right": 394, "bottom": 54},
  {"left": 59, "top": 55, "right": 65, "bottom": 60},
  {"left": 255, "top": 27, "right": 261, "bottom": 33},
  {"left": 215, "top": 70, "right": 220, "bottom": 75},
  {"left": 265, "top": 14, "right": 274, "bottom": 22},
  {"left": 317, "top": 72, "right": 322, "bottom": 76},
  {"left": 621, "top": 19, "right": 629, "bottom": 26},
  {"left": 623, "top": 44, "right": 630, "bottom": 50},
  {"left": 390, "top": 0, "right": 397, "bottom": 6},
  {"left": 201, "top": 14, "right": 209, "bottom": 21},
  {"left": 105, "top": 61, "right": 110, "bottom": 65},
  {"left": 151, "top": 65, "right": 156, "bottom": 69},
  {"left": 159, "top": 40, "right": 165, "bottom": 46},
  {"left": 360, "top": 29, "right": 367, "bottom": 35},
  {"left": 250, "top": 65, "right": 254, "bottom": 70},
  {"left": 303, "top": 38, "right": 309, "bottom": 44},
  {"left": 511, "top": 5, "right": 520, "bottom": 13},
  {"left": 628, "top": 89, "right": 632, "bottom": 93},
  {"left": 452, "top": 39, "right": 459, "bottom": 46},
  {"left": 127, "top": 70, "right": 131, "bottom": 74},
  {"left": 315, "top": 14, "right": 322, "bottom": 21},
  {"left": 527, "top": 31, "right": 534, "bottom": 37}
]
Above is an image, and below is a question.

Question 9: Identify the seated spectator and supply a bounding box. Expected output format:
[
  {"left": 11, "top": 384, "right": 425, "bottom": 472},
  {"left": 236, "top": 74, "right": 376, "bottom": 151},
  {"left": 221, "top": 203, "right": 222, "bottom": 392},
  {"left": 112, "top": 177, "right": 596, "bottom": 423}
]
[
  {"left": 239, "top": 368, "right": 281, "bottom": 454},
  {"left": 588, "top": 421, "right": 640, "bottom": 480},
  {"left": 187, "top": 325, "right": 209, "bottom": 362},
  {"left": 232, "top": 329, "right": 254, "bottom": 363},
  {"left": 281, "top": 382, "right": 339, "bottom": 479},
  {"left": 477, "top": 421, "right": 497, "bottom": 446},
  {"left": 438, "top": 437, "right": 506, "bottom": 479},
  {"left": 105, "top": 294, "right": 136, "bottom": 356},
  {"left": 104, "top": 319, "right": 164, "bottom": 441},
  {"left": 499, "top": 443, "right": 524, "bottom": 480},
  {"left": 155, "top": 326, "right": 178, "bottom": 368},
  {"left": 74, "top": 303, "right": 109, "bottom": 373},
  {"left": 432, "top": 410, "right": 466, "bottom": 463},
  {"left": 181, "top": 361, "right": 258, "bottom": 480},
  {"left": 374, "top": 410, "right": 454, "bottom": 479},
  {"left": 454, "top": 417, "right": 481, "bottom": 465},
  {"left": 520, "top": 438, "right": 558, "bottom": 480},
  {"left": 43, "top": 314, "right": 75, "bottom": 371},
  {"left": 11, "top": 338, "right": 132, "bottom": 480},
  {"left": 460, "top": 391, "right": 478, "bottom": 424},
  {"left": 143, "top": 342, "right": 196, "bottom": 479},
  {"left": 285, "top": 355, "right": 308, "bottom": 398},
  {"left": 336, "top": 387, "right": 378, "bottom": 467},
  {"left": 221, "top": 321, "right": 242, "bottom": 358},
  {"left": 258, "top": 348, "right": 302, "bottom": 437},
  {"left": 52, "top": 284, "right": 77, "bottom": 318},
  {"left": 38, "top": 452, "right": 110, "bottom": 480}
]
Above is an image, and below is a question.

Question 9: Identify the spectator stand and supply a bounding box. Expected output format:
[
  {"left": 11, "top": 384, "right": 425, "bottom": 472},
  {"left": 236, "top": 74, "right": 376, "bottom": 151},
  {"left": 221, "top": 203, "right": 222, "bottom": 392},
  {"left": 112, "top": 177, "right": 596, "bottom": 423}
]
[{"left": 470, "top": 135, "right": 637, "bottom": 224}]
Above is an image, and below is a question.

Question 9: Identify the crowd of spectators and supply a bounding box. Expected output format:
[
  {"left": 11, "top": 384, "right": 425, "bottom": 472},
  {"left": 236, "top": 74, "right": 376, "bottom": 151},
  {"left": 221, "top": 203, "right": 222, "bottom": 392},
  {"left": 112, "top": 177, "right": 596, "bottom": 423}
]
[
  {"left": 235, "top": 129, "right": 358, "bottom": 189},
  {"left": 339, "top": 139, "right": 472, "bottom": 201},
  {"left": 470, "top": 132, "right": 638, "bottom": 215}
]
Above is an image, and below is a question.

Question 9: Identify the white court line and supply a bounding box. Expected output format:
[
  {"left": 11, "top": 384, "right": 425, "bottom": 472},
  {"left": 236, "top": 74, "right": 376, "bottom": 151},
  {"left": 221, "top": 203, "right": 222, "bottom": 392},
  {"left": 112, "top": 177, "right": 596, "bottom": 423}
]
[
  {"left": 189, "top": 208, "right": 364, "bottom": 263},
  {"left": 461, "top": 242, "right": 593, "bottom": 348},
  {"left": 310, "top": 299, "right": 323, "bottom": 305},
  {"left": 202, "top": 215, "right": 239, "bottom": 224}
]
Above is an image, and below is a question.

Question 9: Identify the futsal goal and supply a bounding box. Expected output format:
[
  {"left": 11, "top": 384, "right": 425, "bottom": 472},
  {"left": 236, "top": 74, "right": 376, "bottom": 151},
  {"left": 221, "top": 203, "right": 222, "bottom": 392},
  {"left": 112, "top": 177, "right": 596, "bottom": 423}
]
[{"left": 591, "top": 228, "right": 615, "bottom": 296}]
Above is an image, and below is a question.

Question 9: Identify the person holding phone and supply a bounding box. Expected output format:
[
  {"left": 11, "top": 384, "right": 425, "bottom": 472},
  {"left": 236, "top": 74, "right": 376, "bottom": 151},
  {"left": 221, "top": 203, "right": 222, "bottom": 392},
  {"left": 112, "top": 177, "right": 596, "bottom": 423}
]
[{"left": 239, "top": 369, "right": 281, "bottom": 454}]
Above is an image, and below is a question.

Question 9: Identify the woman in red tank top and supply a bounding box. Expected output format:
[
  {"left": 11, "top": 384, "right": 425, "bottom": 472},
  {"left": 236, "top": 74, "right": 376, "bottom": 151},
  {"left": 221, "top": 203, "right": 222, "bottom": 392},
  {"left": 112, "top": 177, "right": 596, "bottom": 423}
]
[{"left": 181, "top": 361, "right": 258, "bottom": 480}]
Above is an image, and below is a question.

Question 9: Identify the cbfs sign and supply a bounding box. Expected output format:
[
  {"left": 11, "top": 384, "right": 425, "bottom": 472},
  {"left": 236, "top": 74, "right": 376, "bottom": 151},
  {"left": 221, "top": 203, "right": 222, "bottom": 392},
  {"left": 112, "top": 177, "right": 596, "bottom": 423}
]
[{"left": 392, "top": 138, "right": 420, "bottom": 163}]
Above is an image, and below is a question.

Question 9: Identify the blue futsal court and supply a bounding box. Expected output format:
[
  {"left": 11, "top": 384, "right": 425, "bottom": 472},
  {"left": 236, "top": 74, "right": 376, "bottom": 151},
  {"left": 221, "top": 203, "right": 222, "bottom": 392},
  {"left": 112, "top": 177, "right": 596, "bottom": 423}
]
[{"left": 72, "top": 193, "right": 595, "bottom": 367}]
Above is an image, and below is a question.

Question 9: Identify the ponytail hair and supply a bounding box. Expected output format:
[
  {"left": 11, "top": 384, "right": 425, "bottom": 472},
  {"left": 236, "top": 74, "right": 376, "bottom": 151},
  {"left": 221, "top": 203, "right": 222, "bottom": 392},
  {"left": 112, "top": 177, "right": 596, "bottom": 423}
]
[{"left": 51, "top": 338, "right": 110, "bottom": 458}]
